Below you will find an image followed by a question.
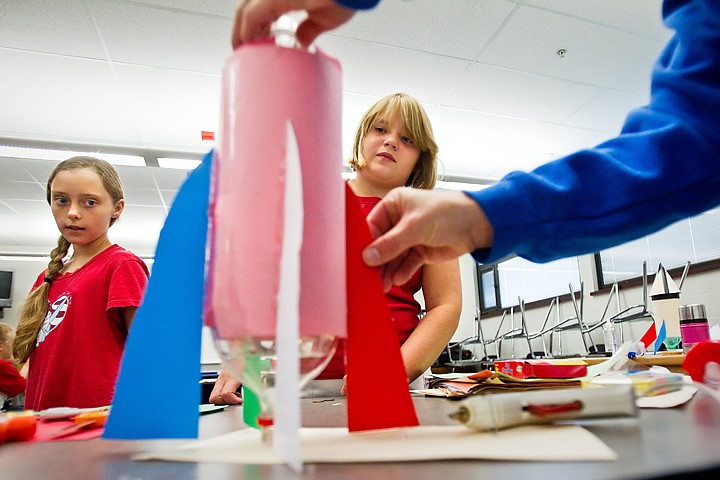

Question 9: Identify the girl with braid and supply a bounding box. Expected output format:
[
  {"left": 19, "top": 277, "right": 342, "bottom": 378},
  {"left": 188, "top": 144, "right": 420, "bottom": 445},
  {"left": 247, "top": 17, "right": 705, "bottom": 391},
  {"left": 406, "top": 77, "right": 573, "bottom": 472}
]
[{"left": 13, "top": 157, "right": 148, "bottom": 411}]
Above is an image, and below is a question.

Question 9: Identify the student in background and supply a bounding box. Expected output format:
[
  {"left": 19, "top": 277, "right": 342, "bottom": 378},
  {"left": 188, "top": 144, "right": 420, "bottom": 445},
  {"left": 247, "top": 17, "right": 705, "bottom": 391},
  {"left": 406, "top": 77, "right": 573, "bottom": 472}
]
[
  {"left": 210, "top": 93, "right": 462, "bottom": 404},
  {"left": 13, "top": 157, "right": 149, "bottom": 411},
  {"left": 231, "top": 1, "right": 720, "bottom": 289},
  {"left": 0, "top": 322, "right": 25, "bottom": 408}
]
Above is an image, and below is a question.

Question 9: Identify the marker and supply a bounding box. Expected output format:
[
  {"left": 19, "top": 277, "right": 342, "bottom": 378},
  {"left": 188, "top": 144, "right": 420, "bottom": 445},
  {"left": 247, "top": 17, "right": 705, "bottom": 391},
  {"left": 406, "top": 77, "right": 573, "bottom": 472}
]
[{"left": 450, "top": 385, "right": 637, "bottom": 431}]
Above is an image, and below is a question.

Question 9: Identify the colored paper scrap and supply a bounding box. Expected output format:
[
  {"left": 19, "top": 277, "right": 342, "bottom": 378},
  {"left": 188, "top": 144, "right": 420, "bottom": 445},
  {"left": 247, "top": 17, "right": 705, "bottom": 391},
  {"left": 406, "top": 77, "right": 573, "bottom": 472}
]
[
  {"left": 640, "top": 322, "right": 658, "bottom": 351},
  {"left": 655, "top": 320, "right": 667, "bottom": 356},
  {"left": 345, "top": 184, "right": 419, "bottom": 432},
  {"left": 103, "top": 152, "right": 212, "bottom": 439}
]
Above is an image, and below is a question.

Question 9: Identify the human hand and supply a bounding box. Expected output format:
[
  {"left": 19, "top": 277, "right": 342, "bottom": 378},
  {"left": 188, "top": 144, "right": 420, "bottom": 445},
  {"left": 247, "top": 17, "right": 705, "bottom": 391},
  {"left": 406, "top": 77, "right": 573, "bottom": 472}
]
[
  {"left": 340, "top": 375, "right": 347, "bottom": 396},
  {"left": 208, "top": 370, "right": 243, "bottom": 405},
  {"left": 362, "top": 188, "right": 493, "bottom": 290},
  {"left": 232, "top": 0, "right": 356, "bottom": 49}
]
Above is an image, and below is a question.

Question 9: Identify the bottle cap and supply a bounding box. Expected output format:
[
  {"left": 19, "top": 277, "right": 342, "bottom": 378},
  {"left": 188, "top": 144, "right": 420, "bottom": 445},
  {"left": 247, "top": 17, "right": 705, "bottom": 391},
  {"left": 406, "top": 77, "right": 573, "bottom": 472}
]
[{"left": 678, "top": 304, "right": 706, "bottom": 321}]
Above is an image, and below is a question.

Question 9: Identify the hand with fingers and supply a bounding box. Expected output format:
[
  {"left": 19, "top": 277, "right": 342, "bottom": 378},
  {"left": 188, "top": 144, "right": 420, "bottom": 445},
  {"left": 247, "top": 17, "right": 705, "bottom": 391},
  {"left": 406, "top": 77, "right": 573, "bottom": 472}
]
[{"left": 362, "top": 188, "right": 493, "bottom": 290}]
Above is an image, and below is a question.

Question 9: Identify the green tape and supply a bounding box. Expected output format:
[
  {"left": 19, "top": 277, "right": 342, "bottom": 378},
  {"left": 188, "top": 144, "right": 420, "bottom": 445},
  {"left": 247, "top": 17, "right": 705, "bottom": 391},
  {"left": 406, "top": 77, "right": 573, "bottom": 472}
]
[{"left": 242, "top": 356, "right": 271, "bottom": 429}]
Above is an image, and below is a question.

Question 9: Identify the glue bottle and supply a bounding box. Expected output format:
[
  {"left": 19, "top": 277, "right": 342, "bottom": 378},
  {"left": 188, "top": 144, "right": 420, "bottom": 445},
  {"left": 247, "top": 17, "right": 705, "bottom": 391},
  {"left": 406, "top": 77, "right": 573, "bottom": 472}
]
[{"left": 603, "top": 321, "right": 618, "bottom": 354}]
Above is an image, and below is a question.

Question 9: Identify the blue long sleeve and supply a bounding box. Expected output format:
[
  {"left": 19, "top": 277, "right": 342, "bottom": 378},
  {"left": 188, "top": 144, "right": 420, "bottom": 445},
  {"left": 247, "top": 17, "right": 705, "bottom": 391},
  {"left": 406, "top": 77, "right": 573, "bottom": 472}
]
[
  {"left": 467, "top": 0, "right": 720, "bottom": 264},
  {"left": 336, "top": 0, "right": 380, "bottom": 10}
]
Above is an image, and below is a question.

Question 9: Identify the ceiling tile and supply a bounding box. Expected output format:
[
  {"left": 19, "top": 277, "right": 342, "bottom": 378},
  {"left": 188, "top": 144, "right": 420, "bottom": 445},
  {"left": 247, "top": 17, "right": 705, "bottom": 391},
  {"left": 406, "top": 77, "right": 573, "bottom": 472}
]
[
  {"left": 0, "top": 158, "right": 35, "bottom": 182},
  {"left": 123, "top": 187, "right": 165, "bottom": 207},
  {"left": 477, "top": 5, "right": 663, "bottom": 88},
  {"left": 562, "top": 90, "right": 648, "bottom": 132},
  {"left": 424, "top": 105, "right": 557, "bottom": 179},
  {"left": 126, "top": 0, "right": 237, "bottom": 17},
  {"left": 0, "top": 49, "right": 138, "bottom": 145},
  {"left": 90, "top": 0, "right": 231, "bottom": 74},
  {"left": 150, "top": 167, "right": 193, "bottom": 191},
  {"left": 317, "top": 36, "right": 471, "bottom": 104},
  {"left": 524, "top": 0, "right": 670, "bottom": 40},
  {"left": 332, "top": 0, "right": 516, "bottom": 59},
  {"left": 443, "top": 63, "right": 600, "bottom": 123},
  {"left": 0, "top": 0, "right": 106, "bottom": 58},
  {"left": 0, "top": 181, "right": 45, "bottom": 201},
  {"left": 1, "top": 199, "right": 48, "bottom": 216}
]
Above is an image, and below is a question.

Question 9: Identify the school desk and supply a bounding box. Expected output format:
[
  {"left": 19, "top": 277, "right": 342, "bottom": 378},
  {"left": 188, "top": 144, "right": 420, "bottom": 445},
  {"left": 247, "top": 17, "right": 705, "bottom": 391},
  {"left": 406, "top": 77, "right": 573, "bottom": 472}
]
[{"left": 1, "top": 394, "right": 719, "bottom": 479}]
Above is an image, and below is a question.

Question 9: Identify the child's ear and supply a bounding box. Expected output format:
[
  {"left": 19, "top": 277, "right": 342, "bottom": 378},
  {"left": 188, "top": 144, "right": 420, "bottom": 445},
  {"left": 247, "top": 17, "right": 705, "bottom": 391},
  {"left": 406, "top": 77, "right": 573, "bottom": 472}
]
[{"left": 112, "top": 199, "right": 125, "bottom": 219}]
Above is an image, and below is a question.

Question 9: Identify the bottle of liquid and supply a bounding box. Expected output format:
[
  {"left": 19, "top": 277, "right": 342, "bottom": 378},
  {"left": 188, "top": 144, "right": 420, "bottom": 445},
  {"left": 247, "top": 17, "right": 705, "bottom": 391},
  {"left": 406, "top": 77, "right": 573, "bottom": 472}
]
[
  {"left": 603, "top": 321, "right": 618, "bottom": 354},
  {"left": 679, "top": 304, "right": 711, "bottom": 353}
]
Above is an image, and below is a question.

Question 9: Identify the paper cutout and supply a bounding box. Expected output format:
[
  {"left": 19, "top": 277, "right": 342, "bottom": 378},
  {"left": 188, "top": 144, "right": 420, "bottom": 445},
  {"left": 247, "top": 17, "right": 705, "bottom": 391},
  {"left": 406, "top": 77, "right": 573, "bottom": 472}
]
[
  {"left": 655, "top": 320, "right": 667, "bottom": 356},
  {"left": 135, "top": 425, "right": 617, "bottom": 463},
  {"left": 345, "top": 184, "right": 419, "bottom": 431},
  {"left": 640, "top": 322, "right": 658, "bottom": 351},
  {"left": 103, "top": 152, "right": 212, "bottom": 439},
  {"left": 274, "top": 121, "right": 303, "bottom": 471},
  {"left": 650, "top": 264, "right": 681, "bottom": 339}
]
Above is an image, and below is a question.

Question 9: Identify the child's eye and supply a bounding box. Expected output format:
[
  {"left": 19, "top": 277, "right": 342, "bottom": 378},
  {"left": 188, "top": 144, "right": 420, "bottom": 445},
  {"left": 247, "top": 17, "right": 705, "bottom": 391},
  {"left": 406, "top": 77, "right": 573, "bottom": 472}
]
[
  {"left": 374, "top": 126, "right": 386, "bottom": 134},
  {"left": 54, "top": 197, "right": 68, "bottom": 206},
  {"left": 402, "top": 136, "right": 414, "bottom": 145},
  {"left": 84, "top": 199, "right": 98, "bottom": 207}
]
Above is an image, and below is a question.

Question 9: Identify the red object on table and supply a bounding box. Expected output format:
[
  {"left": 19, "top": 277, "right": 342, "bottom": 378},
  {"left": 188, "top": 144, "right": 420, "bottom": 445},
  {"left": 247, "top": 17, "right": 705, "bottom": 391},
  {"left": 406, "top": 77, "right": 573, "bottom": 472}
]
[
  {"left": 495, "top": 359, "right": 588, "bottom": 379},
  {"left": 683, "top": 340, "right": 720, "bottom": 383}
]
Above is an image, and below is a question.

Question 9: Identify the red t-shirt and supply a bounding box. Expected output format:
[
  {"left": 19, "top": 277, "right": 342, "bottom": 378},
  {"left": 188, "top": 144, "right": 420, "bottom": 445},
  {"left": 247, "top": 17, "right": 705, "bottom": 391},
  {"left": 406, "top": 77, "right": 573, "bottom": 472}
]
[
  {"left": 24, "top": 245, "right": 148, "bottom": 410},
  {"left": 318, "top": 192, "right": 423, "bottom": 379},
  {"left": 0, "top": 359, "right": 26, "bottom": 398}
]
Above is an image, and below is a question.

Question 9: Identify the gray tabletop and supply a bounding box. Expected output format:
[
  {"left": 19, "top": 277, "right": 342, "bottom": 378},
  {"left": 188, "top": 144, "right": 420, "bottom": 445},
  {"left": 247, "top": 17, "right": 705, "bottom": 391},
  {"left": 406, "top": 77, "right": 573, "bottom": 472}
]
[{"left": 2, "top": 394, "right": 720, "bottom": 479}]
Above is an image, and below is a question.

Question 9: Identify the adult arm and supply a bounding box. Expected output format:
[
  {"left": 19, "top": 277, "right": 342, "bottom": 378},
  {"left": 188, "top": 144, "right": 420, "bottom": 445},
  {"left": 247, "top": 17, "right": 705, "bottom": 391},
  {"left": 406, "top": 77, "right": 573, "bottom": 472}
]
[
  {"left": 366, "top": 0, "right": 720, "bottom": 275},
  {"left": 469, "top": 1, "right": 720, "bottom": 264},
  {"left": 400, "top": 260, "right": 462, "bottom": 383}
]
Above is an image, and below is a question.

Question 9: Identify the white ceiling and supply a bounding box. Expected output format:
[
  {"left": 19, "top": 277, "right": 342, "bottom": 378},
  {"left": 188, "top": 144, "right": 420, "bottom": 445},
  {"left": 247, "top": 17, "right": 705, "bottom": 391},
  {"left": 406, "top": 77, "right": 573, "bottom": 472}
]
[{"left": 0, "top": 0, "right": 671, "bottom": 257}]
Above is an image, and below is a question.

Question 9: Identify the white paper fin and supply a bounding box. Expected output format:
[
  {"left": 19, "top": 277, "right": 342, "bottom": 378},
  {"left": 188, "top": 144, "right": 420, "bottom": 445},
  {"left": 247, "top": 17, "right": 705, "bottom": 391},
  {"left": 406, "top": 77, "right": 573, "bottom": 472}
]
[
  {"left": 650, "top": 264, "right": 680, "bottom": 296},
  {"left": 274, "top": 120, "right": 303, "bottom": 472}
]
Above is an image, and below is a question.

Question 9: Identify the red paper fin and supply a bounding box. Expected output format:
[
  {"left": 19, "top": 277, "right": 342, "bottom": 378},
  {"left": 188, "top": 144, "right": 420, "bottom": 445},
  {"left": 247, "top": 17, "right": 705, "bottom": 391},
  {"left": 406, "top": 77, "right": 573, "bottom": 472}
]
[
  {"left": 640, "top": 322, "right": 657, "bottom": 349},
  {"left": 345, "top": 184, "right": 419, "bottom": 432}
]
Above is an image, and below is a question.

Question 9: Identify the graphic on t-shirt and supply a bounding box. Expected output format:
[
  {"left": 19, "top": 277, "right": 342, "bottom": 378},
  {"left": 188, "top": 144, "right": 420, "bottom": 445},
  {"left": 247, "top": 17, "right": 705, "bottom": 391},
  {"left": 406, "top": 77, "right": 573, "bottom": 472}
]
[{"left": 37, "top": 294, "right": 70, "bottom": 346}]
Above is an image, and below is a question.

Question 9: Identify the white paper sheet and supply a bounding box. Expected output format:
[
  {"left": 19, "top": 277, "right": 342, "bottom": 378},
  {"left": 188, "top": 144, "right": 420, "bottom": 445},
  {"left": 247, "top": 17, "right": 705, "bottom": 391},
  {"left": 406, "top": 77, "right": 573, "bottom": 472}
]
[
  {"left": 273, "top": 120, "right": 303, "bottom": 471},
  {"left": 134, "top": 425, "right": 617, "bottom": 464}
]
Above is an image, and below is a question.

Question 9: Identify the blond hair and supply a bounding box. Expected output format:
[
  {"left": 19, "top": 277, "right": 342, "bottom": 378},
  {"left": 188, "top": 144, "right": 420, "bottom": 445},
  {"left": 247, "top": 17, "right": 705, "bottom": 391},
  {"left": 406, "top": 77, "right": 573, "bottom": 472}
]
[
  {"left": 13, "top": 156, "right": 124, "bottom": 363},
  {"left": 348, "top": 93, "right": 438, "bottom": 190}
]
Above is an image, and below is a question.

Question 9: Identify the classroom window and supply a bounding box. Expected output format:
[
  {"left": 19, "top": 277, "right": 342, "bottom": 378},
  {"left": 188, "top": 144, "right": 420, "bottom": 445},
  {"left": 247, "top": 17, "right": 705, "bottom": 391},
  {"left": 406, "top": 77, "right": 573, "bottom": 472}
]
[
  {"left": 477, "top": 256, "right": 581, "bottom": 314},
  {"left": 597, "top": 208, "right": 720, "bottom": 286}
]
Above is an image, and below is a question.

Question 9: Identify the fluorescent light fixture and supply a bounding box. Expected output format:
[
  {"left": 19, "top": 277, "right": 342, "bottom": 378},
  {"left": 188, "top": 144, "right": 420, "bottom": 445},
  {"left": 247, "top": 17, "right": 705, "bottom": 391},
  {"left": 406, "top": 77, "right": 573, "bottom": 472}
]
[
  {"left": 0, "top": 145, "right": 145, "bottom": 167},
  {"left": 157, "top": 157, "right": 202, "bottom": 170}
]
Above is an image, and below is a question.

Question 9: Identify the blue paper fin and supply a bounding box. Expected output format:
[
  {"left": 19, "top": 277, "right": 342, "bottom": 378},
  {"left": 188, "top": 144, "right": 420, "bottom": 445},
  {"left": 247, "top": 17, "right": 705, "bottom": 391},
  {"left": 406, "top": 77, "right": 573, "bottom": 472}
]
[
  {"left": 103, "top": 151, "right": 212, "bottom": 439},
  {"left": 655, "top": 320, "right": 667, "bottom": 356}
]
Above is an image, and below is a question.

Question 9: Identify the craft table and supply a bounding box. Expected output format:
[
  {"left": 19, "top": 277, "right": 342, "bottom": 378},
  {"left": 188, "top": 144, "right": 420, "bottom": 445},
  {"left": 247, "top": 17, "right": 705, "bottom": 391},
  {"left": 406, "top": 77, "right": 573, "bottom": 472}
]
[{"left": 2, "top": 394, "right": 719, "bottom": 479}]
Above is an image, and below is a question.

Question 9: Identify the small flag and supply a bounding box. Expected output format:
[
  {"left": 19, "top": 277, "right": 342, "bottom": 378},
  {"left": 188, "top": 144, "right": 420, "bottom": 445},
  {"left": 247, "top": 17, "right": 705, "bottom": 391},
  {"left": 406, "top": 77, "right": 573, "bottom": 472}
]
[
  {"left": 640, "top": 322, "right": 658, "bottom": 351},
  {"left": 654, "top": 320, "right": 667, "bottom": 356}
]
